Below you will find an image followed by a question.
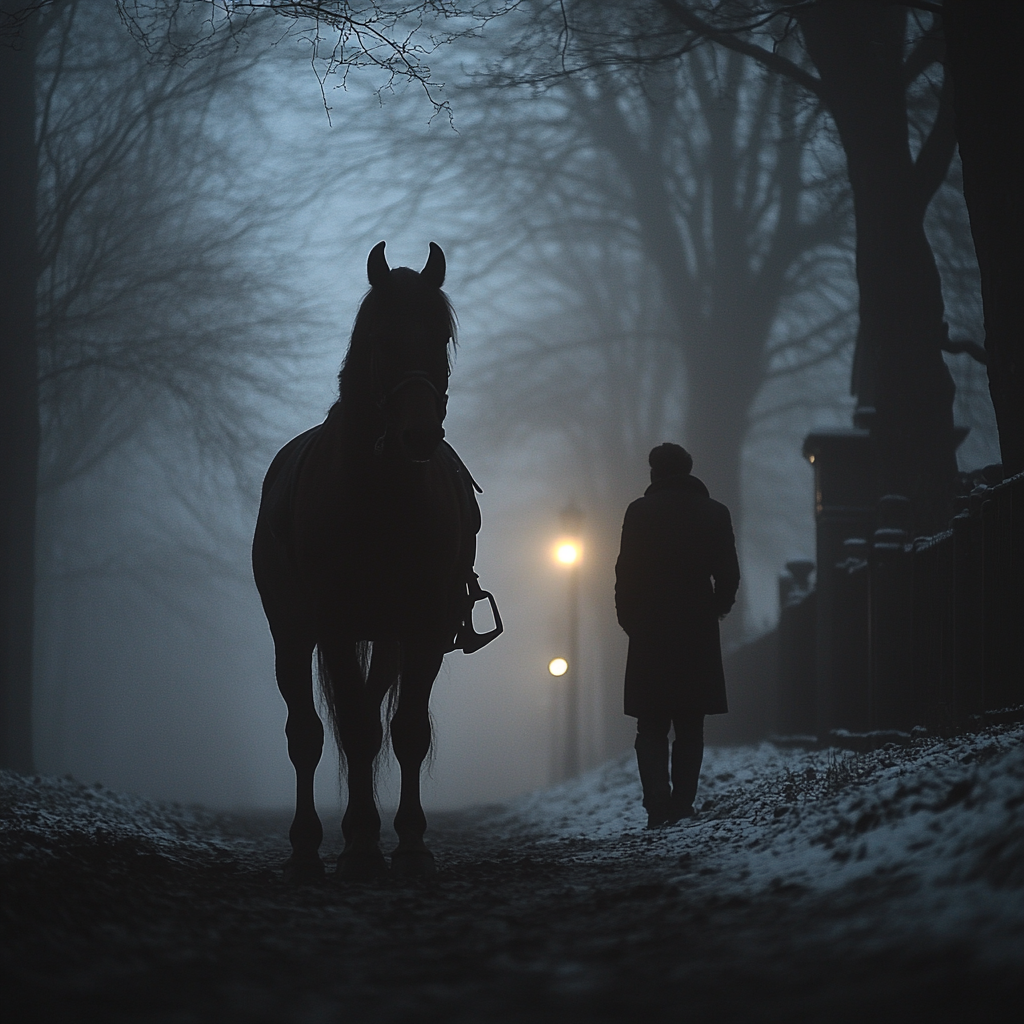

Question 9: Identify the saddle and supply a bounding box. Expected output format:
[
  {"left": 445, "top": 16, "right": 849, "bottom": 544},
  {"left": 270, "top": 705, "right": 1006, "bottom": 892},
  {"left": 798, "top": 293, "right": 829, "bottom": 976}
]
[{"left": 263, "top": 429, "right": 501, "bottom": 654}]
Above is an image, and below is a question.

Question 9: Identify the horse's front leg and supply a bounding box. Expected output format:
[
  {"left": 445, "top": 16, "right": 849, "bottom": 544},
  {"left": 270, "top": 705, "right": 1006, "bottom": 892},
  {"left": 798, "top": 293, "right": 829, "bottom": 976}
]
[
  {"left": 390, "top": 640, "right": 443, "bottom": 877},
  {"left": 275, "top": 637, "right": 325, "bottom": 883}
]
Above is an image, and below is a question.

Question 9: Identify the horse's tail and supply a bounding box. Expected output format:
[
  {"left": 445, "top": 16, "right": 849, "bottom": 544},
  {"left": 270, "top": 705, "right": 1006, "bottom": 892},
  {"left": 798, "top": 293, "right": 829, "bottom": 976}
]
[{"left": 315, "top": 641, "right": 404, "bottom": 778}]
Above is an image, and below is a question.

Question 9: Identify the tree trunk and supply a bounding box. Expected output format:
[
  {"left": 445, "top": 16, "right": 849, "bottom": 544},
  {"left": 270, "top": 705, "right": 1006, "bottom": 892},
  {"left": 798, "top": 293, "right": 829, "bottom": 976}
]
[
  {"left": 0, "top": 4, "right": 39, "bottom": 772},
  {"left": 798, "top": 1, "right": 958, "bottom": 534},
  {"left": 944, "top": 0, "right": 1024, "bottom": 477},
  {"left": 681, "top": 325, "right": 758, "bottom": 527}
]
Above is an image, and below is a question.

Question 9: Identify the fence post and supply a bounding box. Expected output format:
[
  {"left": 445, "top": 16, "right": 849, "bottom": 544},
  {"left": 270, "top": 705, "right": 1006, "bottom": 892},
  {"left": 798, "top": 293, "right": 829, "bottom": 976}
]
[
  {"left": 1010, "top": 474, "right": 1024, "bottom": 707},
  {"left": 981, "top": 496, "right": 999, "bottom": 711},
  {"left": 909, "top": 532, "right": 956, "bottom": 729},
  {"left": 802, "top": 425, "right": 876, "bottom": 738},
  {"left": 776, "top": 561, "right": 816, "bottom": 736},
  {"left": 832, "top": 538, "right": 870, "bottom": 731},
  {"left": 952, "top": 511, "right": 983, "bottom": 721},
  {"left": 870, "top": 496, "right": 912, "bottom": 729}
]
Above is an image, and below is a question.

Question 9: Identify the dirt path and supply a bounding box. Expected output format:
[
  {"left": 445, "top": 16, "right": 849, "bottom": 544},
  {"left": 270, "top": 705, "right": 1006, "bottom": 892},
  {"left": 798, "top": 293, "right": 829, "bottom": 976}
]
[{"left": 3, "top": 778, "right": 1021, "bottom": 1024}]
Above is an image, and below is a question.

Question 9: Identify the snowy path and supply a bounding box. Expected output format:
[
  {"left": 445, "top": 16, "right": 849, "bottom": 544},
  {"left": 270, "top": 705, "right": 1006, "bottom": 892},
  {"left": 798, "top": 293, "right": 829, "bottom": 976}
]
[
  {"left": 501, "top": 720, "right": 1024, "bottom": 967},
  {"left": 2, "top": 721, "right": 1022, "bottom": 1022}
]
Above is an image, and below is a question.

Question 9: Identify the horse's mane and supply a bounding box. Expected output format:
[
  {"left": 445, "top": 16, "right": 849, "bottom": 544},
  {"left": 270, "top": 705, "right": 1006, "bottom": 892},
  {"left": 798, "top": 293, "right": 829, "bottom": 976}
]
[{"left": 337, "top": 270, "right": 458, "bottom": 399}]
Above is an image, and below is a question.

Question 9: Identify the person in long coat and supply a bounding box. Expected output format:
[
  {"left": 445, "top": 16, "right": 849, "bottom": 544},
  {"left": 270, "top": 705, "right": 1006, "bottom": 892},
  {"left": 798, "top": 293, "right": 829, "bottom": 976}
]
[{"left": 615, "top": 443, "right": 740, "bottom": 827}]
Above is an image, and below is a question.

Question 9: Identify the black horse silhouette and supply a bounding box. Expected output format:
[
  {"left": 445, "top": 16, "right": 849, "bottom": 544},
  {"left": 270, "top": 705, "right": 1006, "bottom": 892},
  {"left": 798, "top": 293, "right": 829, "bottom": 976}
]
[{"left": 252, "top": 242, "right": 500, "bottom": 881}]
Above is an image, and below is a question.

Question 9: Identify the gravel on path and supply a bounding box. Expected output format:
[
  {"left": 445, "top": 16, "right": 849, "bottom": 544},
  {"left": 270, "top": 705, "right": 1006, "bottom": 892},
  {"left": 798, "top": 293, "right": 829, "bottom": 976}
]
[{"left": 2, "top": 720, "right": 1022, "bottom": 1023}]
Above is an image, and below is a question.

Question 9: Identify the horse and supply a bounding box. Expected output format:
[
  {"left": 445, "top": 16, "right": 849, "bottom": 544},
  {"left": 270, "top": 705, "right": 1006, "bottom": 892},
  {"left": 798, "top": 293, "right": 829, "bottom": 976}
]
[{"left": 252, "top": 241, "right": 501, "bottom": 882}]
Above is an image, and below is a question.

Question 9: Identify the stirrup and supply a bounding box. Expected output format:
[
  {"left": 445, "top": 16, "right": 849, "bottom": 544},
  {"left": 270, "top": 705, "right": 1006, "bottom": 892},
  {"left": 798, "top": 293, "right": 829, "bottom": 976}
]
[{"left": 456, "top": 573, "right": 503, "bottom": 654}]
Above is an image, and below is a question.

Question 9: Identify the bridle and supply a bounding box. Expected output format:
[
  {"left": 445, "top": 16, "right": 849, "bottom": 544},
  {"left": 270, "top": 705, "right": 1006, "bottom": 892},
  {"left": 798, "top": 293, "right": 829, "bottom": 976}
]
[{"left": 373, "top": 369, "right": 449, "bottom": 458}]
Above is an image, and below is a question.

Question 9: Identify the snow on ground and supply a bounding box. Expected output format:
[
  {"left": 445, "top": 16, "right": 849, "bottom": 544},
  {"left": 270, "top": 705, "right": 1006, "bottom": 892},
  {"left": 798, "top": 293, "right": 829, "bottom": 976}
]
[
  {"left": 2, "top": 718, "right": 1022, "bottom": 1021},
  {"left": 3, "top": 718, "right": 1022, "bottom": 973},
  {"left": 0, "top": 771, "right": 247, "bottom": 866},
  {"left": 493, "top": 719, "right": 1024, "bottom": 965}
]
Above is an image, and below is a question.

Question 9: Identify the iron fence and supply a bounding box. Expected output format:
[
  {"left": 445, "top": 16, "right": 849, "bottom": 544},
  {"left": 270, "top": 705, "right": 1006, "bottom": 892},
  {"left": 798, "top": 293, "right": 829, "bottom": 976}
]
[{"left": 777, "top": 470, "right": 1024, "bottom": 735}]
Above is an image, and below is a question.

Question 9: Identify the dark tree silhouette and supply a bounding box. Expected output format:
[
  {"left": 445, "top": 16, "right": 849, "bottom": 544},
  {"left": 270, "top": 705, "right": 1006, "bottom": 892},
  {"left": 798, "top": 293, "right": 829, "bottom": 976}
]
[
  {"left": 515, "top": 0, "right": 977, "bottom": 535},
  {"left": 1, "top": 0, "right": 45, "bottom": 771},
  {"left": 0, "top": 0, "right": 323, "bottom": 771},
  {"left": 551, "top": 52, "right": 848, "bottom": 531},
  {"left": 944, "top": 0, "right": 1024, "bottom": 477},
  {"left": 794, "top": 2, "right": 958, "bottom": 532}
]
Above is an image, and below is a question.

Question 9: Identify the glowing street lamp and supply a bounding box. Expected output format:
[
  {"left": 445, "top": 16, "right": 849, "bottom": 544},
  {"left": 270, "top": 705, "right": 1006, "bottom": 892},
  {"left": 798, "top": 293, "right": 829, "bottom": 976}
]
[
  {"left": 554, "top": 540, "right": 582, "bottom": 566},
  {"left": 553, "top": 500, "right": 584, "bottom": 778}
]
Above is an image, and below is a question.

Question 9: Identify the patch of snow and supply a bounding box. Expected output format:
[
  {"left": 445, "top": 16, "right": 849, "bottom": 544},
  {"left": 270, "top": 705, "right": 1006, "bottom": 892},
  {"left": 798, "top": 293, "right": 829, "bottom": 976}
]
[
  {"left": 493, "top": 721, "right": 1024, "bottom": 965},
  {"left": 0, "top": 771, "right": 237, "bottom": 865},
  {"left": 3, "top": 721, "right": 1022, "bottom": 973}
]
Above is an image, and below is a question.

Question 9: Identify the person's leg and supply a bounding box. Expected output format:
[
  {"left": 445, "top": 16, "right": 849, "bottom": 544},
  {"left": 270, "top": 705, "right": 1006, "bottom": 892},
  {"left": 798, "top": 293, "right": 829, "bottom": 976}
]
[
  {"left": 634, "top": 713, "right": 672, "bottom": 827},
  {"left": 670, "top": 713, "right": 705, "bottom": 820}
]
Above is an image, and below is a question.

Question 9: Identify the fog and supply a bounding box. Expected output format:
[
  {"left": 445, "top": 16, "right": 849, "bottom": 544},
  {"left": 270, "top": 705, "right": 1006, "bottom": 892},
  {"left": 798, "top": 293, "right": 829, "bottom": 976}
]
[{"left": 27, "top": 6, "right": 999, "bottom": 812}]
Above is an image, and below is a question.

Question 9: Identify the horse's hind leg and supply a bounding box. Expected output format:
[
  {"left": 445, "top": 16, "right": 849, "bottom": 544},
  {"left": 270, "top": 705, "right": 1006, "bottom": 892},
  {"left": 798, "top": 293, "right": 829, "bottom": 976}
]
[
  {"left": 326, "top": 640, "right": 390, "bottom": 881},
  {"left": 390, "top": 641, "right": 443, "bottom": 878},
  {"left": 275, "top": 637, "right": 325, "bottom": 883}
]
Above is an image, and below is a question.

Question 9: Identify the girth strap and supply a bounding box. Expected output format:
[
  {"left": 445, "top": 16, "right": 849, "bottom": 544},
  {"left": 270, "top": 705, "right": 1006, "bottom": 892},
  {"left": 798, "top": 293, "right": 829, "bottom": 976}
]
[{"left": 439, "top": 441, "right": 502, "bottom": 654}]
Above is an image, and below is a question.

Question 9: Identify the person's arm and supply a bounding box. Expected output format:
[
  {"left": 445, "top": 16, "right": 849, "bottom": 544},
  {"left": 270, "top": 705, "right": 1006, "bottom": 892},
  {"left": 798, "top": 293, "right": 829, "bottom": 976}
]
[
  {"left": 711, "top": 506, "right": 741, "bottom": 617},
  {"left": 614, "top": 505, "right": 642, "bottom": 635}
]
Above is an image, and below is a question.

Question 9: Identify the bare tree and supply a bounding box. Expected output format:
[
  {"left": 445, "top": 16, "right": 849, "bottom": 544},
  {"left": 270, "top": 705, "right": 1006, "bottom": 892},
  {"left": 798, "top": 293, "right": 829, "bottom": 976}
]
[
  {"left": 43, "top": 17, "right": 286, "bottom": 474},
  {"left": 502, "top": 1, "right": 986, "bottom": 535},
  {"left": 114, "top": 0, "right": 520, "bottom": 120},
  {"left": 2, "top": 0, "right": 51, "bottom": 771},
  {"left": 944, "top": 0, "right": 1024, "bottom": 477},
  {"left": 0, "top": 0, "right": 325, "bottom": 770}
]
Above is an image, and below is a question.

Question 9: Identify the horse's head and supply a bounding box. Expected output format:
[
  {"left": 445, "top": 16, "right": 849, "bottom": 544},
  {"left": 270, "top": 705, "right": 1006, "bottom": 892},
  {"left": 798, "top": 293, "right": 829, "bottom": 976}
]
[{"left": 346, "top": 241, "right": 456, "bottom": 463}]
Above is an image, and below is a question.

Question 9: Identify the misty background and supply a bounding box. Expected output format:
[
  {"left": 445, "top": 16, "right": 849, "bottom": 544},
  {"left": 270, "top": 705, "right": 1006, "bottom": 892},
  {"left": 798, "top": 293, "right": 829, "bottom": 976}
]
[{"left": 27, "top": 2, "right": 998, "bottom": 812}]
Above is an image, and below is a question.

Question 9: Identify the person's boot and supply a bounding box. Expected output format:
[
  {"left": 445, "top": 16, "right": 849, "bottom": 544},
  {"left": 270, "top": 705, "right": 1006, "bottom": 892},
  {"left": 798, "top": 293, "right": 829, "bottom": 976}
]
[
  {"left": 669, "top": 800, "right": 696, "bottom": 823},
  {"left": 635, "top": 730, "right": 671, "bottom": 828},
  {"left": 670, "top": 721, "right": 704, "bottom": 822}
]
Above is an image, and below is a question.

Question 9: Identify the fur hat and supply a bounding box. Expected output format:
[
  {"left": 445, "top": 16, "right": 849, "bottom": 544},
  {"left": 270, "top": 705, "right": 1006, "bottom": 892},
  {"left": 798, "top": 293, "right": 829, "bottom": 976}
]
[{"left": 649, "top": 442, "right": 693, "bottom": 481}]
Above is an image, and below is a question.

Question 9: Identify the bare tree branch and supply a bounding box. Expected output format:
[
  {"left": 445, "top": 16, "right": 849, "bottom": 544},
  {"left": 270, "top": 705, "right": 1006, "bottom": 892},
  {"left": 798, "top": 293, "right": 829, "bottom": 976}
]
[
  {"left": 655, "top": 0, "right": 822, "bottom": 95},
  {"left": 114, "top": 0, "right": 521, "bottom": 118}
]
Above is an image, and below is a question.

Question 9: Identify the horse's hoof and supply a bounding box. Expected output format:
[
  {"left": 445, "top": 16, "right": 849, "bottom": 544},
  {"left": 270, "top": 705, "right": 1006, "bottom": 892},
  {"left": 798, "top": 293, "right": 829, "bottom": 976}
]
[
  {"left": 336, "top": 845, "right": 389, "bottom": 882},
  {"left": 390, "top": 847, "right": 436, "bottom": 878},
  {"left": 283, "top": 854, "right": 325, "bottom": 884}
]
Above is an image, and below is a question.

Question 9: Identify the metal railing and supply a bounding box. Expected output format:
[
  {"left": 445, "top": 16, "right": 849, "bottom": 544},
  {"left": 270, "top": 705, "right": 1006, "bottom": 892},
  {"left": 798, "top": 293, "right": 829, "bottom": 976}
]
[{"left": 777, "top": 471, "right": 1024, "bottom": 735}]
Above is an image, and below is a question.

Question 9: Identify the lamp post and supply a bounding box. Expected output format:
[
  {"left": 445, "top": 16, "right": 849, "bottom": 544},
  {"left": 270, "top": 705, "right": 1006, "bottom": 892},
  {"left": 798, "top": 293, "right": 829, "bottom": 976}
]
[{"left": 553, "top": 501, "right": 583, "bottom": 778}]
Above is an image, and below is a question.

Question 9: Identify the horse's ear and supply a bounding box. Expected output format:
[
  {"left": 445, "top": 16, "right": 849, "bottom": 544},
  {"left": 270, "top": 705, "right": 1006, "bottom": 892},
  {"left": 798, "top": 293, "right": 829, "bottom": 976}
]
[
  {"left": 421, "top": 242, "right": 446, "bottom": 289},
  {"left": 367, "top": 241, "right": 390, "bottom": 288}
]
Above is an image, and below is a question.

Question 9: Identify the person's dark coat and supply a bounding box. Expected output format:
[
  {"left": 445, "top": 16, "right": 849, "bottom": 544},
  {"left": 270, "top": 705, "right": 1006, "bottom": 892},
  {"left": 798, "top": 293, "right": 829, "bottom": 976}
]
[{"left": 615, "top": 473, "right": 740, "bottom": 717}]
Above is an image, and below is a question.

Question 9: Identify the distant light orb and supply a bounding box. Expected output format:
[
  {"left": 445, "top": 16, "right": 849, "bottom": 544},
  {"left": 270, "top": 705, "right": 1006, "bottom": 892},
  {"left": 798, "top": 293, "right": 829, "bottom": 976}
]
[
  {"left": 548, "top": 657, "right": 569, "bottom": 677},
  {"left": 555, "top": 541, "right": 580, "bottom": 566}
]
